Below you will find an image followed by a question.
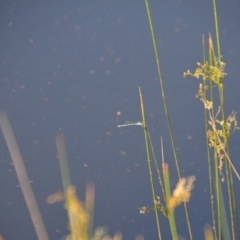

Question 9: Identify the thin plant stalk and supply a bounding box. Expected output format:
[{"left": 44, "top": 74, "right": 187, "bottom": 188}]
[
  {"left": 220, "top": 186, "right": 231, "bottom": 240},
  {"left": 207, "top": 39, "right": 222, "bottom": 239},
  {"left": 161, "top": 141, "right": 178, "bottom": 239},
  {"left": 212, "top": 18, "right": 238, "bottom": 235},
  {"left": 85, "top": 182, "right": 95, "bottom": 238},
  {"left": 211, "top": 1, "right": 239, "bottom": 236},
  {"left": 139, "top": 87, "right": 162, "bottom": 240},
  {"left": 185, "top": 22, "right": 239, "bottom": 240},
  {"left": 212, "top": 0, "right": 221, "bottom": 59},
  {"left": 144, "top": 1, "right": 193, "bottom": 239},
  {"left": 0, "top": 111, "right": 49, "bottom": 240},
  {"left": 147, "top": 131, "right": 166, "bottom": 203},
  {"left": 55, "top": 133, "right": 77, "bottom": 239},
  {"left": 56, "top": 134, "right": 93, "bottom": 240},
  {"left": 202, "top": 34, "right": 217, "bottom": 240},
  {"left": 55, "top": 133, "right": 71, "bottom": 193},
  {"left": 162, "top": 163, "right": 178, "bottom": 239},
  {"left": 209, "top": 34, "right": 238, "bottom": 238},
  {"left": 143, "top": 0, "right": 180, "bottom": 177}
]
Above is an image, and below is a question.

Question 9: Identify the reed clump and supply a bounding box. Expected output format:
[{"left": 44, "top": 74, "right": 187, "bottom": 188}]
[
  {"left": 57, "top": 0, "right": 239, "bottom": 239},
  {"left": 121, "top": 0, "right": 240, "bottom": 239}
]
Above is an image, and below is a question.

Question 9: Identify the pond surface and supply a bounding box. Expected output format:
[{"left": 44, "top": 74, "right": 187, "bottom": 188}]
[{"left": 0, "top": 0, "right": 240, "bottom": 239}]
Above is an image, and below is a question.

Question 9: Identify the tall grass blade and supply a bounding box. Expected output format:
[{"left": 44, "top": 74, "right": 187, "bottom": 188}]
[
  {"left": 202, "top": 35, "right": 217, "bottom": 240},
  {"left": 139, "top": 87, "right": 162, "bottom": 240},
  {"left": 55, "top": 133, "right": 71, "bottom": 192},
  {"left": 0, "top": 110, "right": 49, "bottom": 240},
  {"left": 55, "top": 133, "right": 91, "bottom": 240},
  {"left": 147, "top": 134, "right": 166, "bottom": 203},
  {"left": 85, "top": 182, "right": 95, "bottom": 239},
  {"left": 210, "top": 2, "right": 238, "bottom": 236},
  {"left": 162, "top": 163, "right": 178, "bottom": 239},
  {"left": 144, "top": 1, "right": 193, "bottom": 239},
  {"left": 219, "top": 186, "right": 231, "bottom": 240},
  {"left": 212, "top": 0, "right": 221, "bottom": 59}
]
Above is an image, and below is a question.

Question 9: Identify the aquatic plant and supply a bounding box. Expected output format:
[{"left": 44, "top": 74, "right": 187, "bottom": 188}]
[
  {"left": 183, "top": 38, "right": 240, "bottom": 239},
  {"left": 1, "top": 1, "right": 239, "bottom": 239},
  {"left": 125, "top": 0, "right": 240, "bottom": 239},
  {"left": 54, "top": 2, "right": 240, "bottom": 237}
]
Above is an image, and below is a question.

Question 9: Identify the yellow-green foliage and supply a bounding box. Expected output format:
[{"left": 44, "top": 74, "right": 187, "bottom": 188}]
[
  {"left": 184, "top": 59, "right": 226, "bottom": 86},
  {"left": 47, "top": 185, "right": 89, "bottom": 240},
  {"left": 65, "top": 185, "right": 89, "bottom": 240}
]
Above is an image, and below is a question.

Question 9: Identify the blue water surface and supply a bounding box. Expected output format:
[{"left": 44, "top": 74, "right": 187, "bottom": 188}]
[{"left": 0, "top": 0, "right": 240, "bottom": 239}]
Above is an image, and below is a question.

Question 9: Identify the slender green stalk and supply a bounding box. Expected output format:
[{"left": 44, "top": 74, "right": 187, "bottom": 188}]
[
  {"left": 56, "top": 134, "right": 94, "bottom": 240},
  {"left": 147, "top": 131, "right": 166, "bottom": 202},
  {"left": 139, "top": 87, "right": 162, "bottom": 240},
  {"left": 160, "top": 138, "right": 167, "bottom": 204},
  {"left": 143, "top": 0, "right": 180, "bottom": 177},
  {"left": 55, "top": 133, "right": 71, "bottom": 193},
  {"left": 207, "top": 39, "right": 222, "bottom": 240},
  {"left": 85, "top": 182, "right": 95, "bottom": 239},
  {"left": 185, "top": 35, "right": 239, "bottom": 238},
  {"left": 162, "top": 163, "right": 178, "bottom": 239},
  {"left": 224, "top": 143, "right": 238, "bottom": 240},
  {"left": 220, "top": 186, "right": 231, "bottom": 240},
  {"left": 214, "top": 152, "right": 222, "bottom": 239},
  {"left": 55, "top": 133, "right": 77, "bottom": 239},
  {"left": 211, "top": 2, "right": 237, "bottom": 237},
  {"left": 212, "top": 0, "right": 240, "bottom": 234},
  {"left": 212, "top": 0, "right": 221, "bottom": 59},
  {"left": 144, "top": 1, "right": 193, "bottom": 239},
  {"left": 202, "top": 35, "right": 217, "bottom": 240},
  {"left": 210, "top": 7, "right": 239, "bottom": 233}
]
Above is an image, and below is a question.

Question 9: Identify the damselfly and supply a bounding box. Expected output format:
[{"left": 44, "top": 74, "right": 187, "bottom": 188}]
[{"left": 117, "top": 121, "right": 143, "bottom": 128}]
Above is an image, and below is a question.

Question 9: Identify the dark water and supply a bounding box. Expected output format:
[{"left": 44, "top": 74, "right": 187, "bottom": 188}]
[{"left": 0, "top": 0, "right": 240, "bottom": 239}]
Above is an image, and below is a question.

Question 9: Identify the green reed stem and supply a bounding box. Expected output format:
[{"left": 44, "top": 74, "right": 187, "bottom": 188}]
[
  {"left": 207, "top": 39, "right": 222, "bottom": 240},
  {"left": 147, "top": 131, "right": 166, "bottom": 203},
  {"left": 220, "top": 186, "right": 231, "bottom": 240},
  {"left": 211, "top": 4, "right": 232, "bottom": 237},
  {"left": 213, "top": 3, "right": 240, "bottom": 233},
  {"left": 208, "top": 39, "right": 224, "bottom": 240},
  {"left": 56, "top": 133, "right": 82, "bottom": 240},
  {"left": 55, "top": 133, "right": 71, "bottom": 194},
  {"left": 212, "top": 0, "right": 221, "bottom": 59},
  {"left": 144, "top": 1, "right": 193, "bottom": 239},
  {"left": 202, "top": 35, "right": 217, "bottom": 240},
  {"left": 211, "top": 2, "right": 239, "bottom": 233},
  {"left": 143, "top": 0, "right": 179, "bottom": 177},
  {"left": 139, "top": 87, "right": 162, "bottom": 240},
  {"left": 162, "top": 163, "right": 178, "bottom": 239}
]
